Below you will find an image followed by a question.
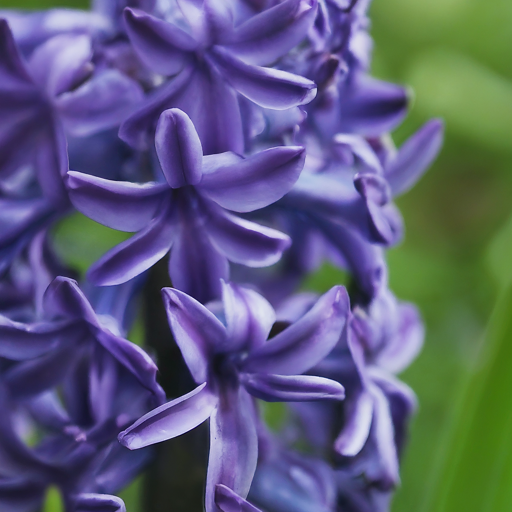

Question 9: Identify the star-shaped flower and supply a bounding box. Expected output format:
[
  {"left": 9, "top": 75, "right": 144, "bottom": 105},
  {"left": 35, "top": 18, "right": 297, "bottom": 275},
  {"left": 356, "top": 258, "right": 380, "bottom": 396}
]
[
  {"left": 119, "top": 0, "right": 318, "bottom": 154},
  {"left": 119, "top": 281, "right": 349, "bottom": 512},
  {"left": 68, "top": 108, "right": 305, "bottom": 302}
]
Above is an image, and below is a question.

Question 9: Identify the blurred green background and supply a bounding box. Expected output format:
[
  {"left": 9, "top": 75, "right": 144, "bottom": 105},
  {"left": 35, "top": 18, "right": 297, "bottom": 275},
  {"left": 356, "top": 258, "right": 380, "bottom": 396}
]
[{"left": 3, "top": 0, "right": 512, "bottom": 510}]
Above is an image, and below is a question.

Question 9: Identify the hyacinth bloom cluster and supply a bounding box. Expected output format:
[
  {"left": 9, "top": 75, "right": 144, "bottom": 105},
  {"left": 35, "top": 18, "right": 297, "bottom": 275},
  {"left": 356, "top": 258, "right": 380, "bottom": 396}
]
[{"left": 0, "top": 0, "right": 443, "bottom": 511}]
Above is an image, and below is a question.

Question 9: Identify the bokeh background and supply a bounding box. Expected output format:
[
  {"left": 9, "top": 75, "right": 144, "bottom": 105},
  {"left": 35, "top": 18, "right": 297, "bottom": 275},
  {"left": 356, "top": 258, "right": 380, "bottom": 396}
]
[{"left": 3, "top": 0, "right": 512, "bottom": 510}]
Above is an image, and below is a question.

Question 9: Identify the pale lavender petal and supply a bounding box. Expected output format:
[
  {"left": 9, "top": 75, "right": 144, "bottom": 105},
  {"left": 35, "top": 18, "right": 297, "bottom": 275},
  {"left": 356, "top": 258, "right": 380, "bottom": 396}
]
[
  {"left": 243, "top": 286, "right": 349, "bottom": 375},
  {"left": 67, "top": 171, "right": 168, "bottom": 232},
  {"left": 225, "top": 0, "right": 317, "bottom": 65},
  {"left": 198, "top": 146, "right": 305, "bottom": 212},
  {"left": 242, "top": 373, "right": 345, "bottom": 402},
  {"left": 206, "top": 207, "right": 290, "bottom": 267},
  {"left": 94, "top": 326, "right": 163, "bottom": 397},
  {"left": 169, "top": 218, "right": 229, "bottom": 303},
  {"left": 334, "top": 389, "right": 373, "bottom": 456},
  {"left": 205, "top": 388, "right": 258, "bottom": 512},
  {"left": 155, "top": 108, "right": 203, "bottom": 188},
  {"left": 28, "top": 33, "right": 92, "bottom": 97},
  {"left": 221, "top": 281, "right": 275, "bottom": 352},
  {"left": 88, "top": 202, "right": 175, "bottom": 286},
  {"left": 386, "top": 119, "right": 444, "bottom": 197},
  {"left": 124, "top": 7, "right": 196, "bottom": 75},
  {"left": 209, "top": 47, "right": 316, "bottom": 109},
  {"left": 162, "top": 287, "right": 227, "bottom": 383},
  {"left": 118, "top": 382, "right": 218, "bottom": 449},
  {"left": 0, "top": 316, "right": 73, "bottom": 359},
  {"left": 366, "top": 383, "right": 400, "bottom": 487},
  {"left": 215, "top": 485, "right": 262, "bottom": 512},
  {"left": 75, "top": 493, "right": 126, "bottom": 512},
  {"left": 56, "top": 69, "right": 144, "bottom": 137}
]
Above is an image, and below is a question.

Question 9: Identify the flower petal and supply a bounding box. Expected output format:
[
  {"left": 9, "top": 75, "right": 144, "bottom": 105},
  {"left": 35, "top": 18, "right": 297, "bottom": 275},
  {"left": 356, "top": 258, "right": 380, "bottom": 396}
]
[
  {"left": 221, "top": 281, "right": 275, "bottom": 352},
  {"left": 0, "top": 316, "right": 73, "bottom": 360},
  {"left": 317, "top": 218, "right": 387, "bottom": 300},
  {"left": 155, "top": 108, "right": 203, "bottom": 188},
  {"left": 205, "top": 388, "right": 258, "bottom": 512},
  {"left": 225, "top": 0, "right": 317, "bottom": 66},
  {"left": 169, "top": 215, "right": 229, "bottom": 303},
  {"left": 198, "top": 146, "right": 305, "bottom": 213},
  {"left": 88, "top": 202, "right": 175, "bottom": 286},
  {"left": 374, "top": 302, "right": 424, "bottom": 374},
  {"left": 171, "top": 63, "right": 244, "bottom": 155},
  {"left": 206, "top": 207, "right": 290, "bottom": 268},
  {"left": 28, "top": 33, "right": 92, "bottom": 97},
  {"left": 209, "top": 46, "right": 316, "bottom": 110},
  {"left": 161, "top": 287, "right": 227, "bottom": 383},
  {"left": 5, "top": 343, "right": 83, "bottom": 399},
  {"left": 385, "top": 118, "right": 444, "bottom": 197},
  {"left": 67, "top": 171, "right": 168, "bottom": 232},
  {"left": 56, "top": 69, "right": 144, "bottom": 137},
  {"left": 43, "top": 276, "right": 98, "bottom": 324},
  {"left": 338, "top": 74, "right": 408, "bottom": 136},
  {"left": 75, "top": 493, "right": 126, "bottom": 512},
  {"left": 118, "top": 382, "right": 217, "bottom": 449},
  {"left": 124, "top": 7, "right": 196, "bottom": 75},
  {"left": 242, "top": 373, "right": 345, "bottom": 402},
  {"left": 93, "top": 326, "right": 164, "bottom": 398},
  {"left": 118, "top": 66, "right": 194, "bottom": 150},
  {"left": 215, "top": 485, "right": 262, "bottom": 512},
  {"left": 243, "top": 286, "right": 349, "bottom": 375},
  {"left": 0, "top": 19, "right": 35, "bottom": 88}
]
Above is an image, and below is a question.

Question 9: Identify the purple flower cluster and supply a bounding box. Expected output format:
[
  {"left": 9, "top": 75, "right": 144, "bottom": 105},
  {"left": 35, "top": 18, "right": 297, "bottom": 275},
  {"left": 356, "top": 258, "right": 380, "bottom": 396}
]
[{"left": 0, "top": 0, "right": 443, "bottom": 511}]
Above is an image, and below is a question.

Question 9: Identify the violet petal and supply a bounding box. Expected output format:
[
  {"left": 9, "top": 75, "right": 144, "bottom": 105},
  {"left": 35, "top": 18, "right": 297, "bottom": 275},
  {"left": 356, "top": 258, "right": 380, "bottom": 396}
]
[
  {"left": 221, "top": 281, "right": 275, "bottom": 352},
  {"left": 243, "top": 286, "right": 349, "bottom": 375},
  {"left": 242, "top": 373, "right": 345, "bottom": 402},
  {"left": 155, "top": 108, "right": 203, "bottom": 188},
  {"left": 67, "top": 171, "right": 169, "bottom": 232},
  {"left": 386, "top": 118, "right": 444, "bottom": 197},
  {"left": 162, "top": 287, "right": 227, "bottom": 383},
  {"left": 215, "top": 485, "right": 262, "bottom": 512},
  {"left": 88, "top": 202, "right": 175, "bottom": 286},
  {"left": 225, "top": 0, "right": 317, "bottom": 66},
  {"left": 206, "top": 207, "right": 291, "bottom": 268},
  {"left": 205, "top": 388, "right": 258, "bottom": 512},
  {"left": 209, "top": 46, "right": 316, "bottom": 110},
  {"left": 124, "top": 7, "right": 196, "bottom": 75},
  {"left": 198, "top": 146, "right": 305, "bottom": 213},
  {"left": 118, "top": 382, "right": 217, "bottom": 449}
]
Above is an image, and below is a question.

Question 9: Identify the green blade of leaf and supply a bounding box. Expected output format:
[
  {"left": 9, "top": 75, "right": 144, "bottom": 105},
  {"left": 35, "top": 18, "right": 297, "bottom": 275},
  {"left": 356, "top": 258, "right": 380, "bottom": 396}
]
[{"left": 422, "top": 284, "right": 512, "bottom": 512}]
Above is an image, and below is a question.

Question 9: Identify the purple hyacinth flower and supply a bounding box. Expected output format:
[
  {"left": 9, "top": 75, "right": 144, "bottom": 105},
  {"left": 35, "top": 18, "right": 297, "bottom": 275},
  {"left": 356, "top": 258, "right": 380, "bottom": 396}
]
[
  {"left": 0, "top": 21, "right": 143, "bottom": 203},
  {"left": 119, "top": 282, "right": 349, "bottom": 512},
  {"left": 119, "top": 0, "right": 318, "bottom": 153},
  {"left": 0, "top": 276, "right": 163, "bottom": 401},
  {"left": 67, "top": 108, "right": 304, "bottom": 302}
]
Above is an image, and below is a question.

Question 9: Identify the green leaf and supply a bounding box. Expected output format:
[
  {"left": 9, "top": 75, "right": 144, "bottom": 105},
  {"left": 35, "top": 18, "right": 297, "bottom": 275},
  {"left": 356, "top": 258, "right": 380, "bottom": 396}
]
[
  {"left": 42, "top": 486, "right": 64, "bottom": 512},
  {"left": 422, "top": 284, "right": 512, "bottom": 512}
]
